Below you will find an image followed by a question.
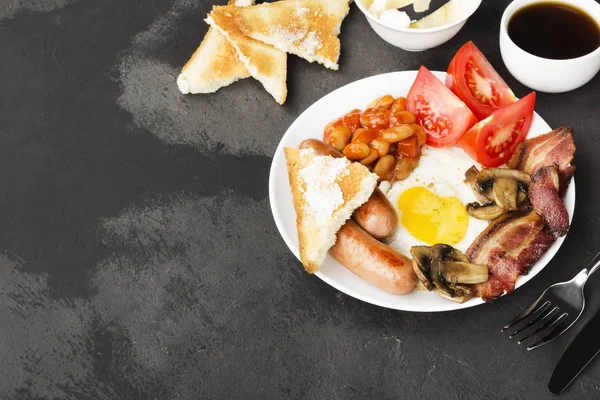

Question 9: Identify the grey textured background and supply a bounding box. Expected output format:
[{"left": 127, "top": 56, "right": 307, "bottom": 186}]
[{"left": 1, "top": 0, "right": 600, "bottom": 399}]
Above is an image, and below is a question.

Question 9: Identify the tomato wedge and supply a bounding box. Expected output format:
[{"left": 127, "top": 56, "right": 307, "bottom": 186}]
[
  {"left": 407, "top": 66, "right": 477, "bottom": 148},
  {"left": 447, "top": 41, "right": 516, "bottom": 120},
  {"left": 458, "top": 92, "right": 536, "bottom": 167}
]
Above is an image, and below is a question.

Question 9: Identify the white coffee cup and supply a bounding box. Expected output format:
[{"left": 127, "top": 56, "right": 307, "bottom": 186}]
[{"left": 500, "top": 0, "right": 600, "bottom": 93}]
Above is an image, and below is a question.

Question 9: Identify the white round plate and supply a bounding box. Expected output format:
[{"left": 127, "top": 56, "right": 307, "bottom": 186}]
[{"left": 269, "top": 71, "right": 575, "bottom": 312}]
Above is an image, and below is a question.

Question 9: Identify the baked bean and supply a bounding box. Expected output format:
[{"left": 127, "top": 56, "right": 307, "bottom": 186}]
[
  {"left": 360, "top": 148, "right": 379, "bottom": 165},
  {"left": 323, "top": 117, "right": 342, "bottom": 142},
  {"left": 343, "top": 109, "right": 362, "bottom": 133},
  {"left": 391, "top": 97, "right": 406, "bottom": 113},
  {"left": 380, "top": 125, "right": 416, "bottom": 143},
  {"left": 360, "top": 108, "right": 390, "bottom": 129},
  {"left": 394, "top": 157, "right": 420, "bottom": 181},
  {"left": 412, "top": 124, "right": 427, "bottom": 147},
  {"left": 327, "top": 125, "right": 352, "bottom": 150},
  {"left": 370, "top": 138, "right": 390, "bottom": 157},
  {"left": 391, "top": 111, "right": 417, "bottom": 125},
  {"left": 344, "top": 142, "right": 370, "bottom": 160},
  {"left": 352, "top": 128, "right": 378, "bottom": 144},
  {"left": 321, "top": 94, "right": 425, "bottom": 183},
  {"left": 373, "top": 154, "right": 396, "bottom": 180},
  {"left": 367, "top": 94, "right": 395, "bottom": 110}
]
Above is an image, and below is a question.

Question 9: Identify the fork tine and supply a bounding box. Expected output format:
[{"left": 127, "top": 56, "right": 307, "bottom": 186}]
[
  {"left": 526, "top": 314, "right": 569, "bottom": 351},
  {"left": 517, "top": 307, "right": 561, "bottom": 344},
  {"left": 508, "top": 301, "right": 552, "bottom": 337},
  {"left": 502, "top": 298, "right": 546, "bottom": 331}
]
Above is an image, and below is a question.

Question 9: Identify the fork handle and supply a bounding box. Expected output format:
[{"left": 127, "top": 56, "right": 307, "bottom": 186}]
[{"left": 581, "top": 251, "right": 600, "bottom": 282}]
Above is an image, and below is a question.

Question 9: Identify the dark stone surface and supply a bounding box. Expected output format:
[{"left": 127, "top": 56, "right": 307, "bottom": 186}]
[{"left": 1, "top": 0, "right": 599, "bottom": 398}]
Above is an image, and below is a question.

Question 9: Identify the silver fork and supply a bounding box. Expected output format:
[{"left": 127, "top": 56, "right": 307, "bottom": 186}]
[{"left": 502, "top": 251, "right": 600, "bottom": 350}]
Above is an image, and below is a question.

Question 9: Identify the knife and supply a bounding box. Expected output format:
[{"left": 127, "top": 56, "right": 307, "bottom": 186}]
[
  {"left": 396, "top": 0, "right": 450, "bottom": 20},
  {"left": 548, "top": 305, "right": 600, "bottom": 394}
]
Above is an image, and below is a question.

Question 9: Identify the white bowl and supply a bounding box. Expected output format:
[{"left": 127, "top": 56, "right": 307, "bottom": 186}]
[
  {"left": 500, "top": 0, "right": 600, "bottom": 93},
  {"left": 354, "top": 0, "right": 482, "bottom": 52}
]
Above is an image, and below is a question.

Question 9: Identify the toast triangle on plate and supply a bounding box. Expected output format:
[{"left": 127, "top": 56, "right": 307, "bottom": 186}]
[
  {"left": 209, "top": 0, "right": 351, "bottom": 70},
  {"left": 176, "top": 0, "right": 255, "bottom": 95},
  {"left": 206, "top": 6, "right": 288, "bottom": 104},
  {"left": 284, "top": 147, "right": 378, "bottom": 273}
]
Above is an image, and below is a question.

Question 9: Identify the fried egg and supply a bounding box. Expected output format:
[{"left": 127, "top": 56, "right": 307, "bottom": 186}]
[{"left": 381, "top": 146, "right": 489, "bottom": 256}]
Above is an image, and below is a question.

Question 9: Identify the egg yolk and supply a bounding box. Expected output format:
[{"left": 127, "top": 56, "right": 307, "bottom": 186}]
[{"left": 398, "top": 186, "right": 469, "bottom": 245}]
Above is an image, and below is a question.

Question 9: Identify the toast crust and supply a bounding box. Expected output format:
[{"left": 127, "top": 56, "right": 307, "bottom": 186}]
[
  {"left": 211, "top": 0, "right": 350, "bottom": 70},
  {"left": 177, "top": 26, "right": 250, "bottom": 94},
  {"left": 206, "top": 11, "right": 288, "bottom": 104},
  {"left": 284, "top": 147, "right": 377, "bottom": 273},
  {"left": 177, "top": 0, "right": 255, "bottom": 95}
]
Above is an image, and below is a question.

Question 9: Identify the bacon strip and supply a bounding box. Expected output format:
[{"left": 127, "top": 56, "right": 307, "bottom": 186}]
[
  {"left": 467, "top": 210, "right": 555, "bottom": 301},
  {"left": 508, "top": 126, "right": 576, "bottom": 195},
  {"left": 529, "top": 165, "right": 570, "bottom": 237}
]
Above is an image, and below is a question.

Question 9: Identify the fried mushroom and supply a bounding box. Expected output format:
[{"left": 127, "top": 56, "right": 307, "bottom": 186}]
[
  {"left": 467, "top": 202, "right": 508, "bottom": 220},
  {"left": 410, "top": 244, "right": 488, "bottom": 303},
  {"left": 475, "top": 168, "right": 531, "bottom": 187},
  {"left": 465, "top": 166, "right": 533, "bottom": 220},
  {"left": 465, "top": 166, "right": 493, "bottom": 204},
  {"left": 493, "top": 177, "right": 519, "bottom": 210},
  {"left": 410, "top": 246, "right": 434, "bottom": 291},
  {"left": 441, "top": 261, "right": 489, "bottom": 284}
]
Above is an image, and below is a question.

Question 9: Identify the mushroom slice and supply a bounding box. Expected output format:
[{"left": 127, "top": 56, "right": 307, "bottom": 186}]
[
  {"left": 467, "top": 202, "right": 508, "bottom": 220},
  {"left": 476, "top": 168, "right": 531, "bottom": 188},
  {"left": 465, "top": 166, "right": 493, "bottom": 204},
  {"left": 429, "top": 244, "right": 452, "bottom": 291},
  {"left": 493, "top": 177, "right": 519, "bottom": 210},
  {"left": 430, "top": 244, "right": 476, "bottom": 303},
  {"left": 449, "top": 247, "right": 469, "bottom": 263},
  {"left": 441, "top": 261, "right": 489, "bottom": 284},
  {"left": 410, "top": 246, "right": 434, "bottom": 291},
  {"left": 517, "top": 189, "right": 528, "bottom": 206},
  {"left": 435, "top": 284, "right": 473, "bottom": 303}
]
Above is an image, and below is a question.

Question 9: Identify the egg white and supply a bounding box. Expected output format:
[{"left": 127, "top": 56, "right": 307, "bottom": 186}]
[{"left": 380, "top": 145, "right": 489, "bottom": 256}]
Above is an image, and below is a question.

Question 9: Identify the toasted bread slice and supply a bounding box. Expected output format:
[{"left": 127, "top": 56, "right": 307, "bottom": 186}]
[
  {"left": 210, "top": 0, "right": 350, "bottom": 70},
  {"left": 207, "top": 8, "right": 288, "bottom": 104},
  {"left": 177, "top": 0, "right": 255, "bottom": 94},
  {"left": 284, "top": 147, "right": 378, "bottom": 273}
]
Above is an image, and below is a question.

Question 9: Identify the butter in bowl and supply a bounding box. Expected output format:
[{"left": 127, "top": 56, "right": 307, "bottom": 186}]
[{"left": 355, "top": 0, "right": 482, "bottom": 51}]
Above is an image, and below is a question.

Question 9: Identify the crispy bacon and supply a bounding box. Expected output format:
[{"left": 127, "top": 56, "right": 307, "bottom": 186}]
[
  {"left": 508, "top": 126, "right": 575, "bottom": 172},
  {"left": 558, "top": 164, "right": 576, "bottom": 199},
  {"left": 508, "top": 126, "right": 576, "bottom": 195},
  {"left": 529, "top": 165, "right": 570, "bottom": 237},
  {"left": 467, "top": 210, "right": 555, "bottom": 301}
]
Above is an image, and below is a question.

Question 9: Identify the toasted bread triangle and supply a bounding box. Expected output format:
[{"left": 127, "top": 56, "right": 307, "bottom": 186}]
[
  {"left": 177, "top": 0, "right": 254, "bottom": 95},
  {"left": 207, "top": 7, "right": 288, "bottom": 104},
  {"left": 284, "top": 148, "right": 378, "bottom": 273},
  {"left": 211, "top": 0, "right": 350, "bottom": 70}
]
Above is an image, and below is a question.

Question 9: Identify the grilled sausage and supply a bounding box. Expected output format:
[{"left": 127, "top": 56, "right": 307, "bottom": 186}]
[
  {"left": 329, "top": 221, "right": 417, "bottom": 295},
  {"left": 299, "top": 139, "right": 398, "bottom": 239}
]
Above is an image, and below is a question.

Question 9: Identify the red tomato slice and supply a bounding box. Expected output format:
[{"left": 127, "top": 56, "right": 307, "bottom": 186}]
[
  {"left": 446, "top": 41, "right": 516, "bottom": 120},
  {"left": 407, "top": 66, "right": 478, "bottom": 148},
  {"left": 458, "top": 92, "right": 536, "bottom": 167}
]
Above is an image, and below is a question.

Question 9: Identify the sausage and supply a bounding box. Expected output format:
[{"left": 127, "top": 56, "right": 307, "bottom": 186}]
[
  {"left": 329, "top": 220, "right": 417, "bottom": 295},
  {"left": 299, "top": 139, "right": 398, "bottom": 239},
  {"left": 352, "top": 189, "right": 398, "bottom": 240},
  {"left": 299, "top": 138, "right": 344, "bottom": 157}
]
